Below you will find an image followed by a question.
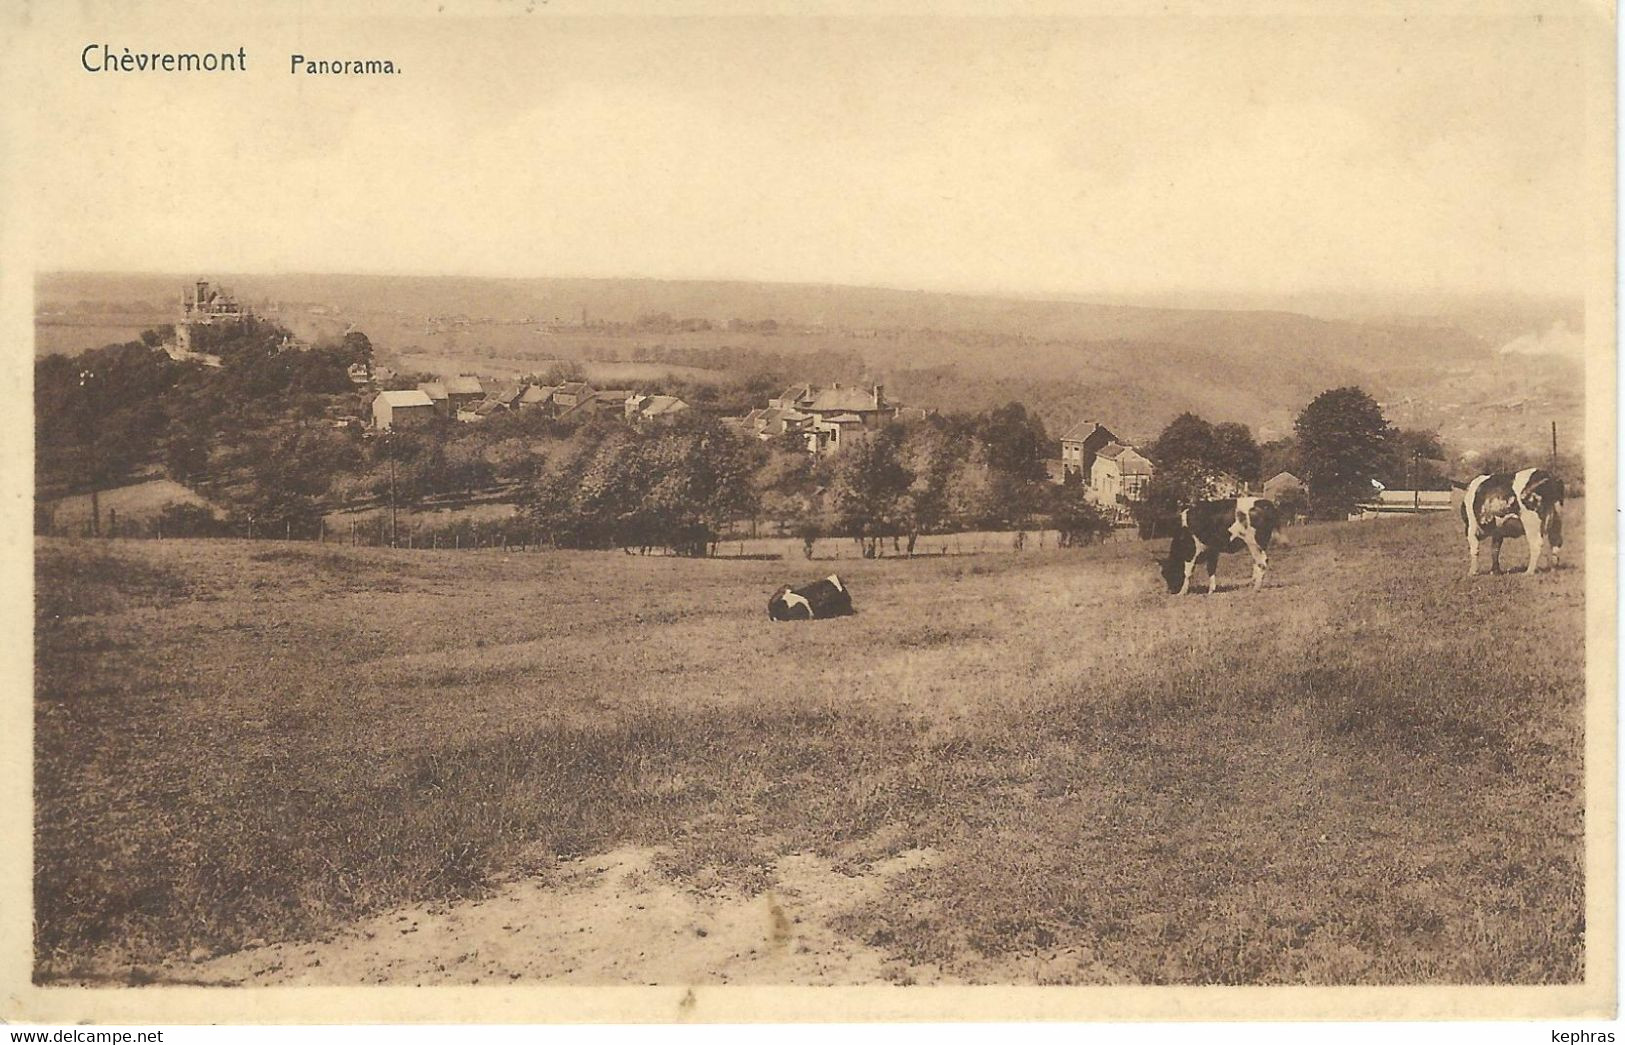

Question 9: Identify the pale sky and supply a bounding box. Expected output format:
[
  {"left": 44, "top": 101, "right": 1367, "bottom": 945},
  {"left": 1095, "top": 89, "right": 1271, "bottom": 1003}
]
[{"left": 9, "top": 4, "right": 1606, "bottom": 299}]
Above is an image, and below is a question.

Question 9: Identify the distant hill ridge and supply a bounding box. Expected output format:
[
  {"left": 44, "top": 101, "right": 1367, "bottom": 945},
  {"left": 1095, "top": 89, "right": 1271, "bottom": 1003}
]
[
  {"left": 36, "top": 271, "right": 1582, "bottom": 453},
  {"left": 37, "top": 271, "right": 1549, "bottom": 352}
]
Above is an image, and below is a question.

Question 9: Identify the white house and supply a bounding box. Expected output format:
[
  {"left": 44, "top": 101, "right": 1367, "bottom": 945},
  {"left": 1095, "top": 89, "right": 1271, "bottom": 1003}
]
[
  {"left": 1088, "top": 442, "right": 1154, "bottom": 510},
  {"left": 372, "top": 389, "right": 437, "bottom": 430}
]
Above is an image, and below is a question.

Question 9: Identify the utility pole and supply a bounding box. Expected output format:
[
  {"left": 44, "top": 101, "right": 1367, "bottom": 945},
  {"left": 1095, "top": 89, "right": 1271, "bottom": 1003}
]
[
  {"left": 1551, "top": 421, "right": 1558, "bottom": 470},
  {"left": 389, "top": 456, "right": 398, "bottom": 547},
  {"left": 78, "top": 370, "right": 101, "bottom": 537},
  {"left": 1412, "top": 450, "right": 1421, "bottom": 512},
  {"left": 385, "top": 434, "right": 399, "bottom": 548}
]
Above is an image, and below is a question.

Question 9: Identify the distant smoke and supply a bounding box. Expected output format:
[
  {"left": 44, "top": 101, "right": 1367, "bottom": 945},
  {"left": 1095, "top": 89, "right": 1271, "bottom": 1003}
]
[{"left": 1498, "top": 319, "right": 1584, "bottom": 361}]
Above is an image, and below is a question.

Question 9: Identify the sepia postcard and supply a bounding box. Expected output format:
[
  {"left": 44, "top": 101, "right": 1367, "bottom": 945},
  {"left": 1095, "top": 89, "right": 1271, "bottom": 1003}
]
[{"left": 1, "top": 0, "right": 1616, "bottom": 1026}]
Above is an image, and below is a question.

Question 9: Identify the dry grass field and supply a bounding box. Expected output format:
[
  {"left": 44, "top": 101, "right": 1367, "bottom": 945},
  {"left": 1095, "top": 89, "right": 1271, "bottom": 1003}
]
[{"left": 34, "top": 510, "right": 1585, "bottom": 985}]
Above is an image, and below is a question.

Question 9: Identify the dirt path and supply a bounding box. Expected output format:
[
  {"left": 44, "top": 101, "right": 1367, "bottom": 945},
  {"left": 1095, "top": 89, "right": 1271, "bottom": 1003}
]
[{"left": 185, "top": 846, "right": 949, "bottom": 986}]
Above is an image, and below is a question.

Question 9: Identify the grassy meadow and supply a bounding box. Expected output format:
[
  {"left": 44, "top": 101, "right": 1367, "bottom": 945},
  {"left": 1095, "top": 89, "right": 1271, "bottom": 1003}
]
[{"left": 34, "top": 511, "right": 1586, "bottom": 984}]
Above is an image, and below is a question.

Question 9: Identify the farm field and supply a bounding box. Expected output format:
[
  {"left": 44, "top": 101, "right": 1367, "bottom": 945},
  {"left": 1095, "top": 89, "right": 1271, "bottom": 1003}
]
[
  {"left": 34, "top": 511, "right": 1586, "bottom": 985},
  {"left": 389, "top": 351, "right": 725, "bottom": 387}
]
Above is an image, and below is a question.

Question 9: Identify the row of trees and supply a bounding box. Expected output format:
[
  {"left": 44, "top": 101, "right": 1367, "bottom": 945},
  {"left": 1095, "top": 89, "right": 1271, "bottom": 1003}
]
[
  {"left": 1133, "top": 386, "right": 1502, "bottom": 526},
  {"left": 515, "top": 402, "right": 1112, "bottom": 557}
]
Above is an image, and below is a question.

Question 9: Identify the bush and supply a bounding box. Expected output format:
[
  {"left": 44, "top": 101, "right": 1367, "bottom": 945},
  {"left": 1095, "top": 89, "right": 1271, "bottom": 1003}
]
[
  {"left": 157, "top": 501, "right": 225, "bottom": 539},
  {"left": 1053, "top": 491, "right": 1114, "bottom": 547}
]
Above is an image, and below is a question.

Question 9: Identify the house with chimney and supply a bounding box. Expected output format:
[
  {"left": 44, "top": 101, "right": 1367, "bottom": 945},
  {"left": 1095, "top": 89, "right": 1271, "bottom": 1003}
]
[
  {"left": 803, "top": 385, "right": 897, "bottom": 454},
  {"left": 1058, "top": 420, "right": 1120, "bottom": 482},
  {"left": 741, "top": 383, "right": 907, "bottom": 454}
]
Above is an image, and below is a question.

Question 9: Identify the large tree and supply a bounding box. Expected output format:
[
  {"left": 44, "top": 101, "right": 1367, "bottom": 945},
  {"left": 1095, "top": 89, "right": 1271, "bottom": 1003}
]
[
  {"left": 1148, "top": 413, "right": 1263, "bottom": 490},
  {"left": 831, "top": 428, "right": 914, "bottom": 557},
  {"left": 1211, "top": 422, "right": 1262, "bottom": 483},
  {"left": 977, "top": 402, "right": 1050, "bottom": 484},
  {"left": 1294, "top": 386, "right": 1392, "bottom": 518}
]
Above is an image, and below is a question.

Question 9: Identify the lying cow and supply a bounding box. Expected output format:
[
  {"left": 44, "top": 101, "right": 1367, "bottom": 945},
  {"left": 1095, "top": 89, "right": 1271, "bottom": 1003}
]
[
  {"left": 1460, "top": 467, "right": 1564, "bottom": 576},
  {"left": 768, "top": 574, "right": 854, "bottom": 620},
  {"left": 1159, "top": 497, "right": 1280, "bottom": 595}
]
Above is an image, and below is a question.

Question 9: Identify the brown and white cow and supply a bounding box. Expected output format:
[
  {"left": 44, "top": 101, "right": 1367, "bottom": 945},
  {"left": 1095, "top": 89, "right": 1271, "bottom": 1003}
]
[
  {"left": 768, "top": 574, "right": 855, "bottom": 620},
  {"left": 1159, "top": 497, "right": 1280, "bottom": 595},
  {"left": 1460, "top": 467, "right": 1564, "bottom": 576}
]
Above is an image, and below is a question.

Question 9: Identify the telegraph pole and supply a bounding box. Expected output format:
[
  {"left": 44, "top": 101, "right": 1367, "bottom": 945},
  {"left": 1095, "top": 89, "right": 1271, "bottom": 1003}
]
[
  {"left": 387, "top": 435, "right": 399, "bottom": 547},
  {"left": 1551, "top": 421, "right": 1558, "bottom": 470},
  {"left": 78, "top": 369, "right": 101, "bottom": 537}
]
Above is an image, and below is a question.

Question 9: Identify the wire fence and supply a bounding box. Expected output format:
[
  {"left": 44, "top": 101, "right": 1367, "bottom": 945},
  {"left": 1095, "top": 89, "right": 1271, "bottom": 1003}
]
[{"left": 36, "top": 508, "right": 1157, "bottom": 560}]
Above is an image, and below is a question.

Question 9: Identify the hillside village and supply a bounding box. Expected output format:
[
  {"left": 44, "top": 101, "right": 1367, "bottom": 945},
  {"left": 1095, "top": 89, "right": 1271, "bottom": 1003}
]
[
  {"left": 369, "top": 366, "right": 1179, "bottom": 521},
  {"left": 34, "top": 277, "right": 1552, "bottom": 551}
]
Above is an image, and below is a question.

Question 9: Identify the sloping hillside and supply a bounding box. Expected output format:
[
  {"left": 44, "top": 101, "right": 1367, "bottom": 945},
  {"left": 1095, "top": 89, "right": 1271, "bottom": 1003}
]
[{"left": 36, "top": 512, "right": 1586, "bottom": 984}]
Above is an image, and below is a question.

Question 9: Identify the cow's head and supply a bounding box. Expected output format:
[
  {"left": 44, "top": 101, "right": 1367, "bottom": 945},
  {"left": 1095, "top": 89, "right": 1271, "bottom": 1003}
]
[
  {"left": 1247, "top": 499, "right": 1281, "bottom": 551},
  {"left": 767, "top": 585, "right": 792, "bottom": 620},
  {"left": 1521, "top": 473, "right": 1565, "bottom": 513},
  {"left": 1521, "top": 474, "right": 1566, "bottom": 548}
]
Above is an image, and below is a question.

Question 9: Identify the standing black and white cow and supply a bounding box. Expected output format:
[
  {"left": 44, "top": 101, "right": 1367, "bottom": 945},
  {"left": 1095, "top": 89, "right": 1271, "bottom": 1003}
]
[
  {"left": 768, "top": 574, "right": 855, "bottom": 620},
  {"left": 1159, "top": 497, "right": 1280, "bottom": 595},
  {"left": 1459, "top": 467, "right": 1565, "bottom": 576}
]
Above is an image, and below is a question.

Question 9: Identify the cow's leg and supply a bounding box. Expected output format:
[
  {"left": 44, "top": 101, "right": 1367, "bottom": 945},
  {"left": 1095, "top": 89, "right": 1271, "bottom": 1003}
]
[
  {"left": 1521, "top": 509, "right": 1544, "bottom": 575},
  {"left": 1490, "top": 534, "right": 1504, "bottom": 574},
  {"left": 1177, "top": 556, "right": 1196, "bottom": 595},
  {"left": 1205, "top": 549, "right": 1221, "bottom": 594},
  {"left": 1466, "top": 526, "right": 1481, "bottom": 576},
  {"left": 1235, "top": 531, "right": 1268, "bottom": 590}
]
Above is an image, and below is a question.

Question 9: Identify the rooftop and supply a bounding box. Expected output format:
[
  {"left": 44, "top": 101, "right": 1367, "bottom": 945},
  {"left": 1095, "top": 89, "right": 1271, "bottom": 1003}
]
[
  {"left": 1096, "top": 442, "right": 1153, "bottom": 474},
  {"left": 377, "top": 389, "right": 435, "bottom": 408},
  {"left": 806, "top": 386, "right": 882, "bottom": 414},
  {"left": 1060, "top": 419, "right": 1113, "bottom": 443}
]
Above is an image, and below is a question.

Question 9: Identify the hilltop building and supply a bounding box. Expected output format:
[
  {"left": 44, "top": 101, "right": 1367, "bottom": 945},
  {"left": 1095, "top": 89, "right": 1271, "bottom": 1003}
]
[{"left": 176, "top": 279, "right": 247, "bottom": 353}]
